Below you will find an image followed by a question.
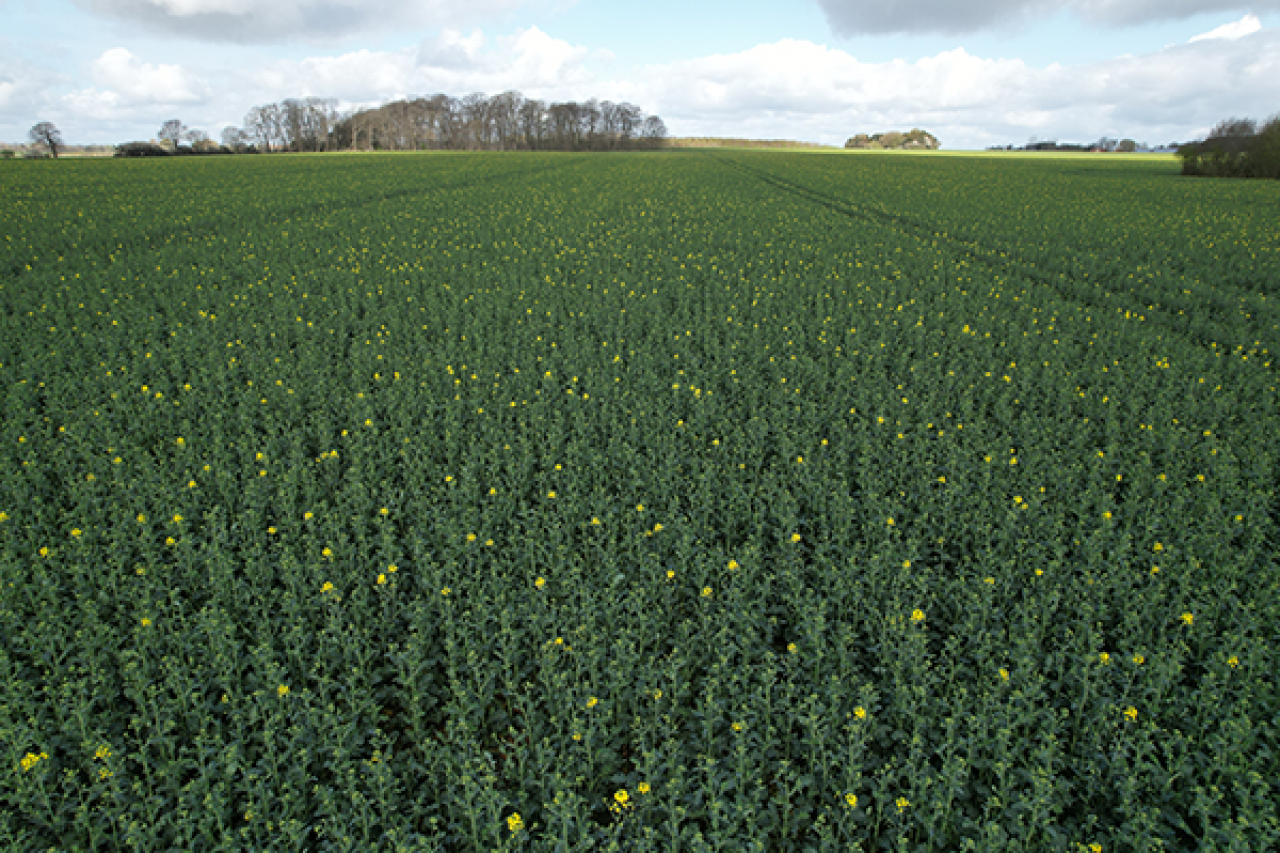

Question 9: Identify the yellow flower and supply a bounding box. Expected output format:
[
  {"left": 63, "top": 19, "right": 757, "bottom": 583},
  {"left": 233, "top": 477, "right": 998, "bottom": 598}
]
[
  {"left": 790, "top": 533, "right": 801, "bottom": 543},
  {"left": 20, "top": 751, "right": 49, "bottom": 772},
  {"left": 1124, "top": 706, "right": 1138, "bottom": 722},
  {"left": 787, "top": 642, "right": 797, "bottom": 654},
  {"left": 1132, "top": 654, "right": 1144, "bottom": 665},
  {"left": 322, "top": 547, "right": 333, "bottom": 559},
  {"left": 910, "top": 609, "right": 925, "bottom": 623},
  {"left": 727, "top": 560, "right": 739, "bottom": 570},
  {"left": 187, "top": 480, "right": 196, "bottom": 488},
  {"left": 1181, "top": 612, "right": 1193, "bottom": 626},
  {"left": 886, "top": 517, "right": 895, "bottom": 526},
  {"left": 666, "top": 569, "right": 675, "bottom": 580},
  {"left": 303, "top": 511, "right": 313, "bottom": 520},
  {"left": 379, "top": 507, "right": 389, "bottom": 516},
  {"left": 71, "top": 528, "right": 82, "bottom": 537},
  {"left": 441, "top": 586, "right": 452, "bottom": 596},
  {"left": 998, "top": 668, "right": 1009, "bottom": 681},
  {"left": 321, "top": 582, "right": 334, "bottom": 594},
  {"left": 896, "top": 797, "right": 910, "bottom": 812},
  {"left": 638, "top": 782, "right": 651, "bottom": 794},
  {"left": 1153, "top": 542, "right": 1164, "bottom": 552},
  {"left": 1090, "top": 844, "right": 1103, "bottom": 853},
  {"left": 732, "top": 721, "right": 744, "bottom": 732},
  {"left": 591, "top": 516, "right": 601, "bottom": 525},
  {"left": 172, "top": 513, "right": 183, "bottom": 523},
  {"left": 854, "top": 706, "right": 867, "bottom": 720},
  {"left": 277, "top": 685, "right": 289, "bottom": 697},
  {"left": 614, "top": 789, "right": 630, "bottom": 806},
  {"left": 376, "top": 574, "right": 387, "bottom": 585},
  {"left": 507, "top": 813, "right": 524, "bottom": 833},
  {"left": 141, "top": 618, "right": 152, "bottom": 627},
  {"left": 653, "top": 522, "right": 664, "bottom": 533},
  {"left": 94, "top": 745, "right": 112, "bottom": 761},
  {"left": 535, "top": 576, "right": 546, "bottom": 589},
  {"left": 38, "top": 546, "right": 49, "bottom": 557},
  {"left": 1099, "top": 652, "right": 1111, "bottom": 665},
  {"left": 466, "top": 533, "right": 477, "bottom": 542},
  {"left": 1228, "top": 655, "right": 1239, "bottom": 668},
  {"left": 586, "top": 696, "right": 598, "bottom": 708},
  {"left": 636, "top": 504, "right": 644, "bottom": 512},
  {"left": 701, "top": 586, "right": 712, "bottom": 598},
  {"left": 844, "top": 793, "right": 858, "bottom": 808},
  {"left": 387, "top": 564, "right": 397, "bottom": 573},
  {"left": 547, "top": 491, "right": 556, "bottom": 499}
]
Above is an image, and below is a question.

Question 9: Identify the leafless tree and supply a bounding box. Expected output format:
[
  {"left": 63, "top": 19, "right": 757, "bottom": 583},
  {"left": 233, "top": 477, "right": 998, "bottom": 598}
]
[
  {"left": 328, "top": 91, "right": 665, "bottom": 153},
  {"left": 158, "top": 119, "right": 186, "bottom": 151},
  {"left": 28, "top": 122, "right": 64, "bottom": 158}
]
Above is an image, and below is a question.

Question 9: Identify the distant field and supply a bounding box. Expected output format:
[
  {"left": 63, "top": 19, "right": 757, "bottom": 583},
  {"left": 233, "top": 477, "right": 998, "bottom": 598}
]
[{"left": 2, "top": 151, "right": 1277, "bottom": 851}]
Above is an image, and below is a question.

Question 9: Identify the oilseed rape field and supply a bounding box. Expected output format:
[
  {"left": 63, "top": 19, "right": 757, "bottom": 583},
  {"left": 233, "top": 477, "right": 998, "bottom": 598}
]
[{"left": 1, "top": 150, "right": 1277, "bottom": 852}]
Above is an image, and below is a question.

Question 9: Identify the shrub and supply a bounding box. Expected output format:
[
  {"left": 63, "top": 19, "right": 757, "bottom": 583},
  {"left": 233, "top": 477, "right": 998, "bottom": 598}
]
[{"left": 114, "top": 141, "right": 171, "bottom": 158}]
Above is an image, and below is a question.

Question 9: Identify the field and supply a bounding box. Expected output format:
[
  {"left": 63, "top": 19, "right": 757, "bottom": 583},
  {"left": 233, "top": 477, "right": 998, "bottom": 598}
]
[{"left": 1, "top": 150, "right": 1278, "bottom": 852}]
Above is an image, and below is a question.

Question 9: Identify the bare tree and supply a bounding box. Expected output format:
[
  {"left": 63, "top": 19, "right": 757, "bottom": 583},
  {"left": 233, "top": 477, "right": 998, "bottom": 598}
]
[
  {"left": 221, "top": 126, "right": 248, "bottom": 152},
  {"left": 158, "top": 119, "right": 187, "bottom": 151},
  {"left": 28, "top": 122, "right": 64, "bottom": 158}
]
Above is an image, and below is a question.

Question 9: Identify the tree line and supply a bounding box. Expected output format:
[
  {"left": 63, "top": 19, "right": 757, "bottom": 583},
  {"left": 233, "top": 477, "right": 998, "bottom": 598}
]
[
  {"left": 844, "top": 129, "right": 940, "bottom": 150},
  {"left": 1178, "top": 115, "right": 1280, "bottom": 179},
  {"left": 218, "top": 92, "right": 667, "bottom": 153}
]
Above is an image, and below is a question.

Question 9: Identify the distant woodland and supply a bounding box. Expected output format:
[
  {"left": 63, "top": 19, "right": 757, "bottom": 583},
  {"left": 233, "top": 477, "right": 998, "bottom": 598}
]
[
  {"left": 844, "top": 129, "right": 940, "bottom": 150},
  {"left": 1178, "top": 115, "right": 1280, "bottom": 179},
  {"left": 223, "top": 93, "right": 667, "bottom": 153}
]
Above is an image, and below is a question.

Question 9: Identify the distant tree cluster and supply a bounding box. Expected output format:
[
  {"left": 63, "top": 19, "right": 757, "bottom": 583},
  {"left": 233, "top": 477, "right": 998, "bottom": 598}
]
[
  {"left": 1178, "top": 116, "right": 1280, "bottom": 179},
  {"left": 845, "top": 129, "right": 940, "bottom": 150},
  {"left": 988, "top": 137, "right": 1140, "bottom": 153},
  {"left": 216, "top": 92, "right": 667, "bottom": 153},
  {"left": 115, "top": 118, "right": 227, "bottom": 157}
]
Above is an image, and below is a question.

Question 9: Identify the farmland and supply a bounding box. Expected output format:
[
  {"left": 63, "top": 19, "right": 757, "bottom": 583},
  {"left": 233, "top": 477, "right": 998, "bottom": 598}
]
[{"left": 1, "top": 150, "right": 1278, "bottom": 851}]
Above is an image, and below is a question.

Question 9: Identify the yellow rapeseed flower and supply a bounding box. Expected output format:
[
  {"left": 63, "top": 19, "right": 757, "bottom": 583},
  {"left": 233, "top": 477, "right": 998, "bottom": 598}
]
[
  {"left": 277, "top": 685, "right": 289, "bottom": 697},
  {"left": 910, "top": 609, "right": 925, "bottom": 623},
  {"left": 507, "top": 813, "right": 523, "bottom": 833},
  {"left": 844, "top": 793, "right": 858, "bottom": 808},
  {"left": 1181, "top": 612, "right": 1193, "bottom": 626}
]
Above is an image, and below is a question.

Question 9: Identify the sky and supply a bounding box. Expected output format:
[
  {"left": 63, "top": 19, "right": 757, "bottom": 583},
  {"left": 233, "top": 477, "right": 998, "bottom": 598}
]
[{"left": 1, "top": 0, "right": 1278, "bottom": 149}]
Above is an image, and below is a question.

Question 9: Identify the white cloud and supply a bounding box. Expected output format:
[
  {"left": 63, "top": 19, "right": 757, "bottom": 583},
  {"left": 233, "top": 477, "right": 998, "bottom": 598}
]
[
  {"left": 623, "top": 29, "right": 1280, "bottom": 147},
  {"left": 815, "top": 0, "right": 1280, "bottom": 35},
  {"left": 73, "top": 0, "right": 549, "bottom": 43},
  {"left": 1189, "top": 13, "right": 1263, "bottom": 41},
  {"left": 252, "top": 26, "right": 594, "bottom": 103},
  {"left": 88, "top": 48, "right": 209, "bottom": 104}
]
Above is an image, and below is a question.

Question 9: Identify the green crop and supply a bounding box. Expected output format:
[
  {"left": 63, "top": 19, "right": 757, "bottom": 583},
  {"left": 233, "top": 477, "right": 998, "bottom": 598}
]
[{"left": 1, "top": 151, "right": 1277, "bottom": 851}]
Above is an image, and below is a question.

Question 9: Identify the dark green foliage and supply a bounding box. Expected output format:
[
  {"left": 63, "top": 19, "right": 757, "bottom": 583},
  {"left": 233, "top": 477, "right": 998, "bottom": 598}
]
[
  {"left": 1, "top": 151, "right": 1277, "bottom": 851},
  {"left": 1178, "top": 115, "right": 1280, "bottom": 179}
]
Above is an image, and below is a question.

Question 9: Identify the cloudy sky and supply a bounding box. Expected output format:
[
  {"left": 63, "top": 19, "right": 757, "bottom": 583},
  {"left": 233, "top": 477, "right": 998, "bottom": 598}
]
[{"left": 2, "top": 0, "right": 1277, "bottom": 148}]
